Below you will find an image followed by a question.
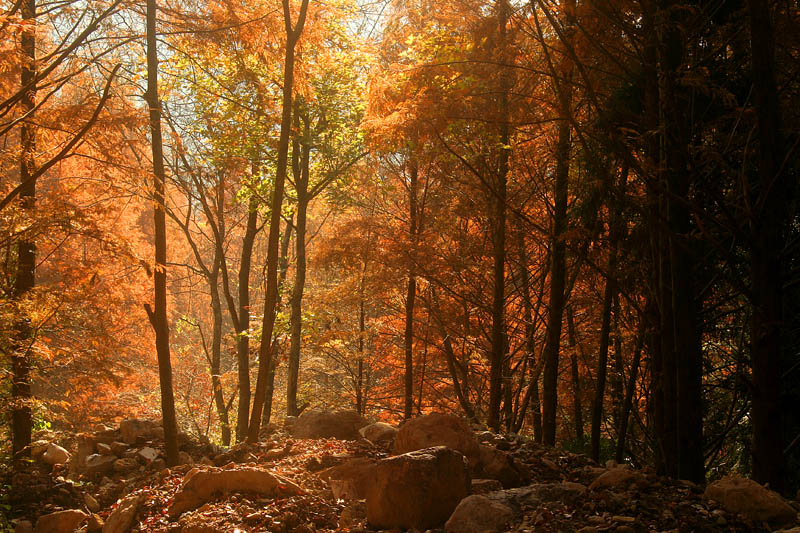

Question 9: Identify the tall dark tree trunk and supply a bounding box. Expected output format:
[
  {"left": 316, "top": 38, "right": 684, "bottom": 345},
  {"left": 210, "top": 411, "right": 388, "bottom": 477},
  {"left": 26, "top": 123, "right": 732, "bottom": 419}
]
[
  {"left": 403, "top": 161, "right": 418, "bottom": 421},
  {"left": 287, "top": 125, "right": 310, "bottom": 417},
  {"left": 488, "top": 0, "right": 511, "bottom": 432},
  {"left": 235, "top": 196, "right": 258, "bottom": 441},
  {"left": 591, "top": 243, "right": 617, "bottom": 462},
  {"left": 11, "top": 0, "right": 36, "bottom": 462},
  {"left": 248, "top": 0, "right": 309, "bottom": 442},
  {"left": 566, "top": 307, "right": 583, "bottom": 442},
  {"left": 540, "top": 0, "right": 574, "bottom": 445},
  {"left": 747, "top": 0, "right": 790, "bottom": 493},
  {"left": 146, "top": 0, "right": 179, "bottom": 465},
  {"left": 616, "top": 321, "right": 644, "bottom": 463}
]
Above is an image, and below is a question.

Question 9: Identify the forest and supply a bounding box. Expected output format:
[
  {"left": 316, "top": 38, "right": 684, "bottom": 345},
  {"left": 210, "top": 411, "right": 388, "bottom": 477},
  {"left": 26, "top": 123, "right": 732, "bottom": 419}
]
[{"left": 1, "top": 0, "right": 799, "bottom": 530}]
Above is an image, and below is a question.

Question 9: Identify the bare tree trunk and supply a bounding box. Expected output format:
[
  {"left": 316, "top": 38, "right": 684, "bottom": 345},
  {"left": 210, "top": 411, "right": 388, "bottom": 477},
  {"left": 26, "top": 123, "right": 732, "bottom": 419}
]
[
  {"left": 11, "top": 0, "right": 36, "bottom": 462},
  {"left": 403, "top": 161, "right": 418, "bottom": 420},
  {"left": 235, "top": 196, "right": 258, "bottom": 441},
  {"left": 287, "top": 122, "right": 311, "bottom": 417},
  {"left": 566, "top": 307, "right": 583, "bottom": 442},
  {"left": 487, "top": 0, "right": 510, "bottom": 432},
  {"left": 747, "top": 0, "right": 790, "bottom": 493},
  {"left": 616, "top": 321, "right": 644, "bottom": 463},
  {"left": 146, "top": 0, "right": 178, "bottom": 465},
  {"left": 248, "top": 0, "right": 309, "bottom": 442},
  {"left": 591, "top": 243, "right": 617, "bottom": 462}
]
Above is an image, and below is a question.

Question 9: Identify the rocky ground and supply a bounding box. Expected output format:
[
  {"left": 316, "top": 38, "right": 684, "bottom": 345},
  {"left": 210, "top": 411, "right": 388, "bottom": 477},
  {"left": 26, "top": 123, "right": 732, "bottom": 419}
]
[{"left": 4, "top": 412, "right": 800, "bottom": 533}]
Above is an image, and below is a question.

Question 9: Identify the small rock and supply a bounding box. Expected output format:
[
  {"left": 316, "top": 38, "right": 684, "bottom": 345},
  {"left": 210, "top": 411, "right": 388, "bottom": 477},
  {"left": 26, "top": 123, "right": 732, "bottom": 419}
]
[
  {"left": 137, "top": 447, "right": 158, "bottom": 463},
  {"left": 87, "top": 514, "right": 104, "bottom": 532},
  {"left": 176, "top": 451, "right": 193, "bottom": 465},
  {"left": 444, "top": 494, "right": 514, "bottom": 533},
  {"left": 110, "top": 442, "right": 128, "bottom": 455},
  {"left": 85, "top": 454, "right": 117, "bottom": 476},
  {"left": 113, "top": 457, "right": 139, "bottom": 474},
  {"left": 149, "top": 458, "right": 166, "bottom": 471},
  {"left": 85, "top": 493, "right": 100, "bottom": 512},
  {"left": 576, "top": 528, "right": 598, "bottom": 533},
  {"left": 34, "top": 509, "right": 87, "bottom": 533},
  {"left": 42, "top": 443, "right": 71, "bottom": 466},
  {"left": 13, "top": 520, "right": 33, "bottom": 533},
  {"left": 97, "top": 442, "right": 113, "bottom": 455},
  {"left": 470, "top": 479, "right": 503, "bottom": 494},
  {"left": 119, "top": 419, "right": 160, "bottom": 445},
  {"left": 589, "top": 467, "right": 646, "bottom": 491},
  {"left": 30, "top": 440, "right": 50, "bottom": 458}
]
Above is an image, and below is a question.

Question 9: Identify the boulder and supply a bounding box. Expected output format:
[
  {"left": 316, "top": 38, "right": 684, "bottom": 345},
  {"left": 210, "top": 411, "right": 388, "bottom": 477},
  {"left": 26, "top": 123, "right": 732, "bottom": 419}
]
[
  {"left": 445, "top": 494, "right": 514, "bottom": 533},
  {"left": 13, "top": 520, "right": 33, "bottom": 533},
  {"left": 178, "top": 451, "right": 194, "bottom": 466},
  {"left": 168, "top": 467, "right": 303, "bottom": 518},
  {"left": 93, "top": 428, "right": 119, "bottom": 445},
  {"left": 393, "top": 413, "right": 481, "bottom": 467},
  {"left": 34, "top": 509, "right": 87, "bottom": 533},
  {"left": 103, "top": 493, "right": 143, "bottom": 533},
  {"left": 42, "top": 443, "right": 70, "bottom": 466},
  {"left": 84, "top": 493, "right": 100, "bottom": 512},
  {"left": 589, "top": 466, "right": 647, "bottom": 491},
  {"left": 119, "top": 419, "right": 160, "bottom": 445},
  {"left": 85, "top": 454, "right": 117, "bottom": 476},
  {"left": 364, "top": 446, "right": 470, "bottom": 530},
  {"left": 319, "top": 457, "right": 376, "bottom": 500},
  {"left": 476, "top": 444, "right": 521, "bottom": 488},
  {"left": 290, "top": 409, "right": 368, "bottom": 440},
  {"left": 359, "top": 422, "right": 398, "bottom": 443},
  {"left": 704, "top": 476, "right": 797, "bottom": 526}
]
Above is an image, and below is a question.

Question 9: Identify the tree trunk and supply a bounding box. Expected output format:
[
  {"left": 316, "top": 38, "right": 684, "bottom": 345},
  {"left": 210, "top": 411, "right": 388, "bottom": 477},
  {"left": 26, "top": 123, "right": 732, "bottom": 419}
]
[
  {"left": 235, "top": 196, "right": 258, "bottom": 442},
  {"left": 566, "top": 307, "right": 583, "bottom": 442},
  {"left": 747, "top": 0, "right": 790, "bottom": 493},
  {"left": 287, "top": 130, "right": 310, "bottom": 417},
  {"left": 11, "top": 0, "right": 36, "bottom": 462},
  {"left": 591, "top": 243, "right": 617, "bottom": 462},
  {"left": 403, "top": 160, "right": 418, "bottom": 421},
  {"left": 248, "top": 0, "right": 309, "bottom": 442},
  {"left": 146, "top": 0, "right": 179, "bottom": 465},
  {"left": 616, "top": 321, "right": 644, "bottom": 463},
  {"left": 487, "top": 0, "right": 510, "bottom": 432}
]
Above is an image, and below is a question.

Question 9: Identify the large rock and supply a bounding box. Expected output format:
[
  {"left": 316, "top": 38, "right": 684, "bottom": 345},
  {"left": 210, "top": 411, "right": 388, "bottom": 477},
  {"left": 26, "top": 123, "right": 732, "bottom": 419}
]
[
  {"left": 290, "top": 409, "right": 368, "bottom": 440},
  {"left": 103, "top": 493, "right": 143, "bottom": 533},
  {"left": 704, "top": 476, "right": 797, "bottom": 526},
  {"left": 71, "top": 434, "right": 96, "bottom": 472},
  {"left": 168, "top": 467, "right": 303, "bottom": 518},
  {"left": 34, "top": 509, "right": 87, "bottom": 533},
  {"left": 365, "top": 446, "right": 470, "bottom": 530},
  {"left": 445, "top": 494, "right": 514, "bottom": 533},
  {"left": 319, "top": 457, "right": 377, "bottom": 500},
  {"left": 393, "top": 413, "right": 481, "bottom": 467},
  {"left": 119, "top": 419, "right": 160, "bottom": 445},
  {"left": 42, "top": 443, "right": 70, "bottom": 466},
  {"left": 359, "top": 422, "right": 398, "bottom": 443},
  {"left": 85, "top": 454, "right": 117, "bottom": 476}
]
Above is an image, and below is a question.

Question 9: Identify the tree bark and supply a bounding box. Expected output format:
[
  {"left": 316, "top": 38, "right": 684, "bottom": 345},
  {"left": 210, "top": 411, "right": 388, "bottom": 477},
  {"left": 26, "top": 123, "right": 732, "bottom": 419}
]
[
  {"left": 566, "top": 307, "right": 583, "bottom": 442},
  {"left": 146, "top": 0, "right": 179, "bottom": 465},
  {"left": 403, "top": 160, "right": 418, "bottom": 421},
  {"left": 248, "top": 0, "right": 309, "bottom": 442},
  {"left": 287, "top": 121, "right": 311, "bottom": 417},
  {"left": 11, "top": 0, "right": 36, "bottom": 462},
  {"left": 747, "top": 0, "right": 790, "bottom": 493},
  {"left": 591, "top": 243, "right": 617, "bottom": 462},
  {"left": 235, "top": 195, "right": 258, "bottom": 441}
]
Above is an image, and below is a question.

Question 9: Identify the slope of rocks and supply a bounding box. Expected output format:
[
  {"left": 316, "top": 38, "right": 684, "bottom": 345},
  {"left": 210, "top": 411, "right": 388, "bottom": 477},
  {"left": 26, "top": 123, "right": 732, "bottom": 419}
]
[{"left": 4, "top": 411, "right": 799, "bottom": 533}]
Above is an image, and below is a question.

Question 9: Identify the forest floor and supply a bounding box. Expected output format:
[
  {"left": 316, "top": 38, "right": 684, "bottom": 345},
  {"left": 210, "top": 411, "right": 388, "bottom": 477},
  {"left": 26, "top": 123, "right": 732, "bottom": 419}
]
[{"left": 4, "top": 419, "right": 799, "bottom": 533}]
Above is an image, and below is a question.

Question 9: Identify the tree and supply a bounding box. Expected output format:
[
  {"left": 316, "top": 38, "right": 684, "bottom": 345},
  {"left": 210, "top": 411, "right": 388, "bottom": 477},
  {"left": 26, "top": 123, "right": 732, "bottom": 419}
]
[{"left": 145, "top": 0, "right": 179, "bottom": 466}]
